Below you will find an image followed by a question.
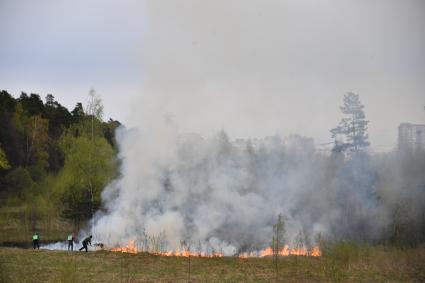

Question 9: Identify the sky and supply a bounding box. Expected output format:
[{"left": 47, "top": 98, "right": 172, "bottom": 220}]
[{"left": 1, "top": 0, "right": 424, "bottom": 150}]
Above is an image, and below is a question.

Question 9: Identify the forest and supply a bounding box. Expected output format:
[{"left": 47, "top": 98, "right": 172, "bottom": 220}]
[
  {"left": 0, "top": 90, "right": 424, "bottom": 282},
  {"left": 0, "top": 90, "right": 120, "bottom": 243}
]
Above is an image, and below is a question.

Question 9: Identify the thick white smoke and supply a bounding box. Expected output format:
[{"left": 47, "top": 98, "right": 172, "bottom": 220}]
[
  {"left": 90, "top": 122, "right": 389, "bottom": 254},
  {"left": 89, "top": 1, "right": 394, "bottom": 254},
  {"left": 85, "top": 0, "right": 425, "bottom": 254}
]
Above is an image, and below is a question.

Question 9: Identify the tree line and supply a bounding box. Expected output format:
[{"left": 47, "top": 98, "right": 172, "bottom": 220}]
[{"left": 0, "top": 89, "right": 119, "bottom": 232}]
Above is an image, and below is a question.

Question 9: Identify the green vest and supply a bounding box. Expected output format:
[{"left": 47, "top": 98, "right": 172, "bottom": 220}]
[
  {"left": 32, "top": 234, "right": 39, "bottom": 240},
  {"left": 67, "top": 235, "right": 73, "bottom": 241}
]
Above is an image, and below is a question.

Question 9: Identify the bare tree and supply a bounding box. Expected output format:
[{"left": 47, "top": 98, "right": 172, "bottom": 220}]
[{"left": 85, "top": 88, "right": 104, "bottom": 217}]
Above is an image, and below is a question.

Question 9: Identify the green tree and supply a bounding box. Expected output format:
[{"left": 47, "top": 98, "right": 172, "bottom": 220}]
[
  {"left": 58, "top": 90, "right": 116, "bottom": 229},
  {"left": 0, "top": 89, "right": 119, "bottom": 235},
  {"left": 18, "top": 93, "right": 44, "bottom": 116},
  {"left": 0, "top": 90, "right": 17, "bottom": 113},
  {"left": 25, "top": 115, "right": 49, "bottom": 169},
  {"left": 59, "top": 182, "right": 92, "bottom": 231},
  {"left": 71, "top": 103, "right": 85, "bottom": 124},
  {"left": 59, "top": 134, "right": 115, "bottom": 221},
  {"left": 43, "top": 94, "right": 72, "bottom": 139},
  {"left": 3, "top": 167, "right": 33, "bottom": 196},
  {"left": 103, "top": 119, "right": 121, "bottom": 147},
  {"left": 13, "top": 103, "right": 50, "bottom": 169}
]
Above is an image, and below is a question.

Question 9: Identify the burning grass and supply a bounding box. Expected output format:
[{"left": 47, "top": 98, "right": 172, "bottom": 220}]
[
  {"left": 238, "top": 245, "right": 321, "bottom": 258},
  {"left": 107, "top": 239, "right": 321, "bottom": 258},
  {"left": 0, "top": 244, "right": 424, "bottom": 282}
]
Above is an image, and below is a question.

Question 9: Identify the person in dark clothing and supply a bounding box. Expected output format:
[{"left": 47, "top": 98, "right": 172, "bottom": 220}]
[
  {"left": 32, "top": 233, "right": 40, "bottom": 249},
  {"left": 67, "top": 233, "right": 75, "bottom": 251},
  {"left": 79, "top": 235, "right": 92, "bottom": 252}
]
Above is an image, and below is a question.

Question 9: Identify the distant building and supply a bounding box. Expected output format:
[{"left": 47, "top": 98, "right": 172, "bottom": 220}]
[{"left": 398, "top": 123, "right": 425, "bottom": 150}]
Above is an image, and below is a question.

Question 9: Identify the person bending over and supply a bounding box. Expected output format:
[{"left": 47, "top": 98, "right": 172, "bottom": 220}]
[{"left": 79, "top": 235, "right": 92, "bottom": 252}]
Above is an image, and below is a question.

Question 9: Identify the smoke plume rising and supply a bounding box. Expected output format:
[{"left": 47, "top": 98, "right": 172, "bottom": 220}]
[
  {"left": 90, "top": 124, "right": 391, "bottom": 254},
  {"left": 89, "top": 1, "right": 425, "bottom": 254}
]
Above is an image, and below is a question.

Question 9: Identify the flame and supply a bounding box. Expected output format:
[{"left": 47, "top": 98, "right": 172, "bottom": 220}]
[
  {"left": 109, "top": 241, "right": 223, "bottom": 257},
  {"left": 110, "top": 240, "right": 138, "bottom": 254},
  {"left": 260, "top": 246, "right": 274, "bottom": 257},
  {"left": 239, "top": 245, "right": 321, "bottom": 258},
  {"left": 109, "top": 241, "right": 321, "bottom": 257},
  {"left": 310, "top": 246, "right": 322, "bottom": 257}
]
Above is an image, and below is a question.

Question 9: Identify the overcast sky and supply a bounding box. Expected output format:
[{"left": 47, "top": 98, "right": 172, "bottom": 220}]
[{"left": 1, "top": 0, "right": 424, "bottom": 150}]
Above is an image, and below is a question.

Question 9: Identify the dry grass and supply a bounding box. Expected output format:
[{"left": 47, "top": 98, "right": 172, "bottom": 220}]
[
  {"left": 0, "top": 205, "right": 74, "bottom": 245},
  {"left": 0, "top": 245, "right": 424, "bottom": 282}
]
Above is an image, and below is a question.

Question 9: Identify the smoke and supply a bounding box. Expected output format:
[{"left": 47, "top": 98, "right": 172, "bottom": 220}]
[
  {"left": 89, "top": 1, "right": 425, "bottom": 254},
  {"left": 90, "top": 124, "right": 391, "bottom": 254}
]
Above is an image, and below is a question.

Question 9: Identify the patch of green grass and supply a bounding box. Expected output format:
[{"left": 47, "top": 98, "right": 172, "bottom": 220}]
[
  {"left": 0, "top": 245, "right": 424, "bottom": 282},
  {"left": 0, "top": 205, "right": 74, "bottom": 245}
]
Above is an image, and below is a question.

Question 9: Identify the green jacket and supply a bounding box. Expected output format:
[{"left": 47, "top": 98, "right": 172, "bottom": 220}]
[
  {"left": 82, "top": 237, "right": 91, "bottom": 245},
  {"left": 32, "top": 234, "right": 39, "bottom": 240}
]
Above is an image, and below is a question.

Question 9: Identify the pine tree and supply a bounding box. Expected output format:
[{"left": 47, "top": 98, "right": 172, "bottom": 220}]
[{"left": 331, "top": 92, "right": 370, "bottom": 153}]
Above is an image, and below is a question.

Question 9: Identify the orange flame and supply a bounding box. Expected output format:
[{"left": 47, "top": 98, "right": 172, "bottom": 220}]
[
  {"left": 110, "top": 240, "right": 138, "bottom": 254},
  {"left": 109, "top": 241, "right": 224, "bottom": 257},
  {"left": 239, "top": 245, "right": 321, "bottom": 258},
  {"left": 109, "top": 241, "right": 321, "bottom": 257}
]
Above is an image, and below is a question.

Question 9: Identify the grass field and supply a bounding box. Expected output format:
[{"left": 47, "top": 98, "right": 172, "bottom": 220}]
[
  {"left": 0, "top": 244, "right": 424, "bottom": 282},
  {"left": 0, "top": 204, "right": 76, "bottom": 246}
]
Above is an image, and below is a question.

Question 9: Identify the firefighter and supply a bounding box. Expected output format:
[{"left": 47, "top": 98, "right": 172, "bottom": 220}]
[
  {"left": 79, "top": 235, "right": 92, "bottom": 252},
  {"left": 67, "top": 233, "right": 75, "bottom": 251},
  {"left": 32, "top": 232, "right": 40, "bottom": 249}
]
